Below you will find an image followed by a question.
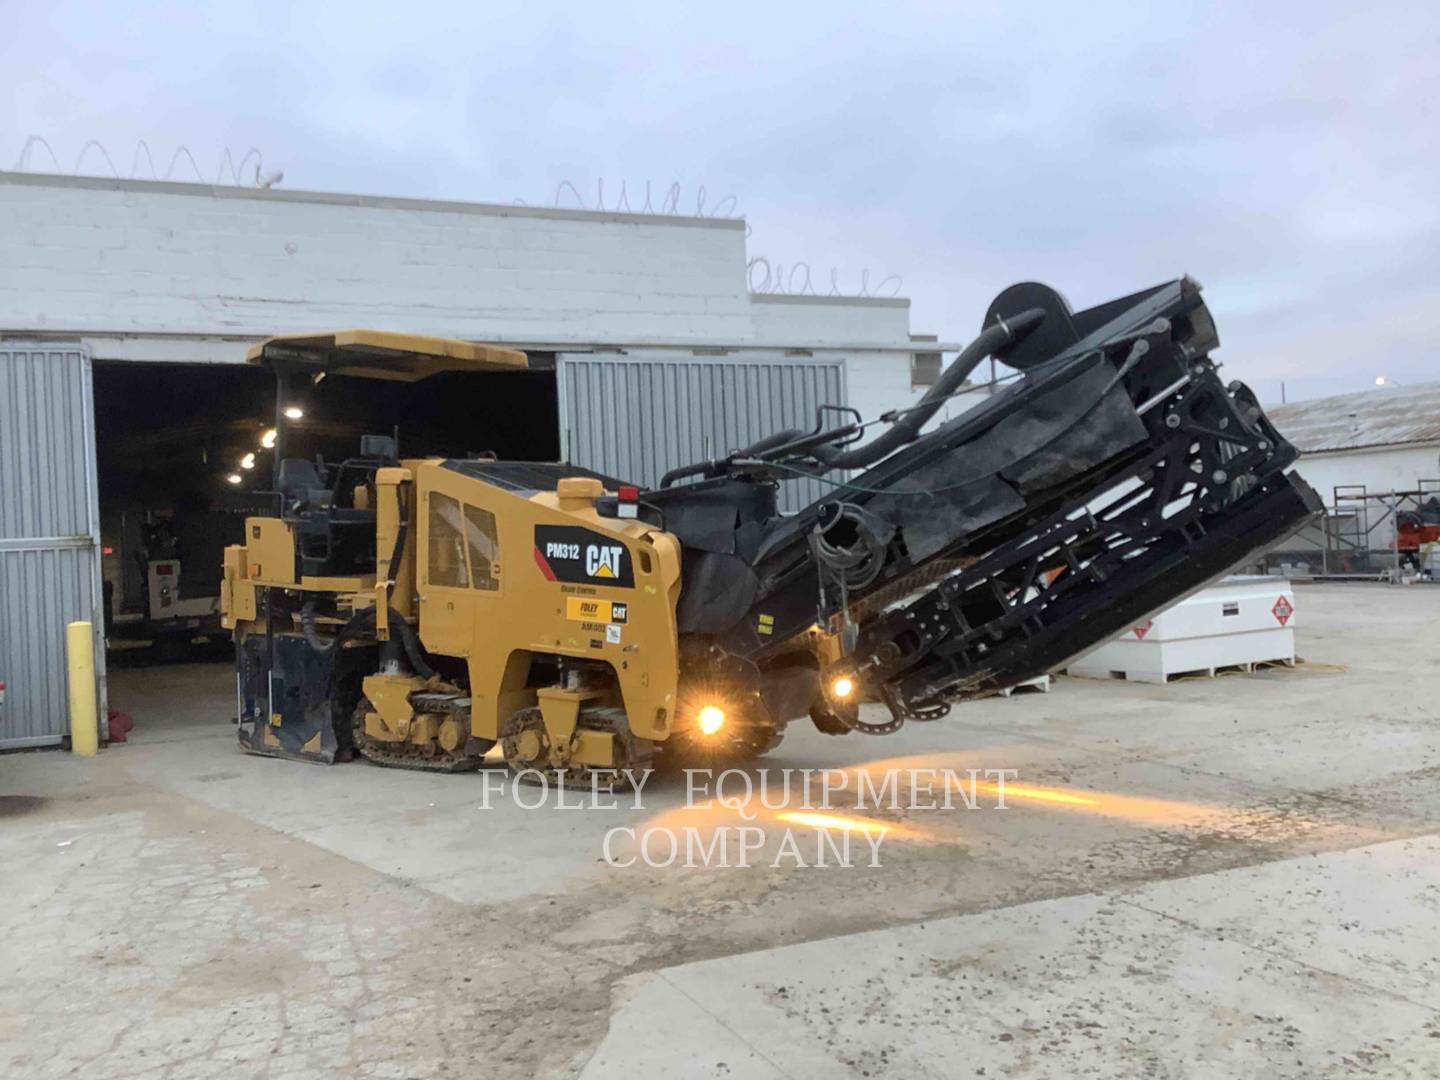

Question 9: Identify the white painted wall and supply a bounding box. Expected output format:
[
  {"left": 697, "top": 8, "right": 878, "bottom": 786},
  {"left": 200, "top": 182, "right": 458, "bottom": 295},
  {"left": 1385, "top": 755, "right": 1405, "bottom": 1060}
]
[
  {"left": 0, "top": 171, "right": 954, "bottom": 480},
  {"left": 1290, "top": 443, "right": 1440, "bottom": 546},
  {"left": 748, "top": 293, "right": 912, "bottom": 347},
  {"left": 0, "top": 173, "right": 926, "bottom": 363},
  {"left": 840, "top": 349, "right": 914, "bottom": 425},
  {"left": 0, "top": 173, "right": 750, "bottom": 345},
  {"left": 1292, "top": 444, "right": 1440, "bottom": 505}
]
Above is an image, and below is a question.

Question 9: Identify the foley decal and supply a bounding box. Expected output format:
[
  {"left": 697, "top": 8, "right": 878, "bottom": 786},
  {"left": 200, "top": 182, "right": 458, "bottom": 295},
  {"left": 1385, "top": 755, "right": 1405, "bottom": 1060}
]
[
  {"left": 533, "top": 525, "right": 635, "bottom": 588},
  {"left": 565, "top": 597, "right": 629, "bottom": 623}
]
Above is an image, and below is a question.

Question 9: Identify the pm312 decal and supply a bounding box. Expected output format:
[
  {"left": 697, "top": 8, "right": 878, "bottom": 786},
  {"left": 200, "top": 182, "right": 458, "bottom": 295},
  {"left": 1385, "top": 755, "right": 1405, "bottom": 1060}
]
[{"left": 533, "top": 525, "right": 635, "bottom": 588}]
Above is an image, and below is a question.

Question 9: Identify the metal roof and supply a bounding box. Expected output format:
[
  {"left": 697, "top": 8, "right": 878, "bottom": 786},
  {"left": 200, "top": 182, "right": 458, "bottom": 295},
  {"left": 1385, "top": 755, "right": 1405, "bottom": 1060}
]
[{"left": 1268, "top": 381, "right": 1440, "bottom": 454}]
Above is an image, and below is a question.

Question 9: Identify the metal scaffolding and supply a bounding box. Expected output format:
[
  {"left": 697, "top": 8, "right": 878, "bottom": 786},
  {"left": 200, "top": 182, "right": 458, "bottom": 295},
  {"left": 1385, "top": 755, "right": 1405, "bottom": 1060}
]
[{"left": 1255, "top": 479, "right": 1440, "bottom": 581}]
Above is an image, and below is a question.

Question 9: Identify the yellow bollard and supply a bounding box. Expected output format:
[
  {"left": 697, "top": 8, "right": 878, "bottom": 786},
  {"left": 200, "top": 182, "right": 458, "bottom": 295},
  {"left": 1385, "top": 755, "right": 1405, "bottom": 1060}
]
[{"left": 66, "top": 621, "right": 99, "bottom": 757}]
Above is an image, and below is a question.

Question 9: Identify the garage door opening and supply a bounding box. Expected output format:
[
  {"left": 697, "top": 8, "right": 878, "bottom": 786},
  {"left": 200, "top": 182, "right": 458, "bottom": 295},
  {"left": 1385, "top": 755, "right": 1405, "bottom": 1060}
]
[{"left": 95, "top": 357, "right": 559, "bottom": 672}]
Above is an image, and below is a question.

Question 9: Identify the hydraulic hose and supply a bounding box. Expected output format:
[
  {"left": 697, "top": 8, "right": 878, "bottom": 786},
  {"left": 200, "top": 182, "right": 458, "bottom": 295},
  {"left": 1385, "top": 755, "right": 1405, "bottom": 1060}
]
[
  {"left": 299, "top": 601, "right": 435, "bottom": 680},
  {"left": 299, "top": 599, "right": 347, "bottom": 653},
  {"left": 659, "top": 428, "right": 810, "bottom": 487},
  {"left": 809, "top": 502, "right": 891, "bottom": 591},
  {"left": 389, "top": 607, "right": 436, "bottom": 680},
  {"left": 742, "top": 428, "right": 807, "bottom": 456},
  {"left": 805, "top": 307, "right": 1047, "bottom": 471}
]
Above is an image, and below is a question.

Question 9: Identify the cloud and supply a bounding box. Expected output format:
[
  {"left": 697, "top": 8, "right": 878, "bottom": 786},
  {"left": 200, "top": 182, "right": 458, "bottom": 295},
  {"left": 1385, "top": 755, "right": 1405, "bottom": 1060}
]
[{"left": 4, "top": 0, "right": 1438, "bottom": 401}]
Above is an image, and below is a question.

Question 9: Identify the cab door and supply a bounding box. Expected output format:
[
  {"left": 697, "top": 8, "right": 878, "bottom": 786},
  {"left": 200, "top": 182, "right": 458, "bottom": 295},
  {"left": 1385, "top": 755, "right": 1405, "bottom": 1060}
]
[
  {"left": 418, "top": 488, "right": 476, "bottom": 657},
  {"left": 417, "top": 482, "right": 504, "bottom": 662}
]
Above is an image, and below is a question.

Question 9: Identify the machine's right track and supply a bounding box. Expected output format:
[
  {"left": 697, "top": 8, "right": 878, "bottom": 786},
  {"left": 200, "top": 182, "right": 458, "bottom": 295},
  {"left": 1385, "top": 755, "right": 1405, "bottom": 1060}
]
[
  {"left": 500, "top": 704, "right": 655, "bottom": 789},
  {"left": 350, "top": 696, "right": 492, "bottom": 773}
]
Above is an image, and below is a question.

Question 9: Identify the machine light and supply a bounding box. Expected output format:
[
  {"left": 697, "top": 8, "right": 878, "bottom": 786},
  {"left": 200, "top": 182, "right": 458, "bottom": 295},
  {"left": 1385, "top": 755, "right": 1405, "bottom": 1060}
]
[
  {"left": 830, "top": 676, "right": 856, "bottom": 700},
  {"left": 697, "top": 705, "right": 726, "bottom": 736},
  {"left": 240, "top": 453, "right": 256, "bottom": 470},
  {"left": 284, "top": 406, "right": 304, "bottom": 420},
  {"left": 226, "top": 473, "right": 243, "bottom": 485},
  {"left": 260, "top": 428, "right": 277, "bottom": 449}
]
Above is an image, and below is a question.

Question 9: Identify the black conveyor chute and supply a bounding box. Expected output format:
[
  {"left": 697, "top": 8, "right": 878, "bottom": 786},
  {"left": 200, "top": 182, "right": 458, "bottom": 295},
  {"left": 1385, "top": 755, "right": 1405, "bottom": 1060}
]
[{"left": 803, "top": 306, "right": 1046, "bottom": 471}]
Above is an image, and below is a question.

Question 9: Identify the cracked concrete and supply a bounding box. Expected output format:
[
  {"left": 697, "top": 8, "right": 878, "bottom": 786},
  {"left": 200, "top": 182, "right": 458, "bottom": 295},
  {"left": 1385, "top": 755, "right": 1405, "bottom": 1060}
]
[
  {"left": 2, "top": 582, "right": 1438, "bottom": 1078},
  {"left": 585, "top": 838, "right": 1440, "bottom": 1079}
]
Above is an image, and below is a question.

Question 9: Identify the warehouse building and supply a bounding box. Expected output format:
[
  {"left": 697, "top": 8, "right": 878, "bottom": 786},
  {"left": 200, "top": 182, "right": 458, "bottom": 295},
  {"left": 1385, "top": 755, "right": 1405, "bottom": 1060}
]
[
  {"left": 1273, "top": 381, "right": 1440, "bottom": 504},
  {"left": 0, "top": 170, "right": 950, "bottom": 748},
  {"left": 1266, "top": 382, "right": 1440, "bottom": 573}
]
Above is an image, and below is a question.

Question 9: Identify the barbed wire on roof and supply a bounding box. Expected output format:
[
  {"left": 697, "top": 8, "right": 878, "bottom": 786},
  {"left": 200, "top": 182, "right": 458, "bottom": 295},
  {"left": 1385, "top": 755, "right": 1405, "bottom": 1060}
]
[
  {"left": 12, "top": 136, "right": 281, "bottom": 186},
  {"left": 512, "top": 177, "right": 741, "bottom": 219},
  {"left": 509, "top": 178, "right": 901, "bottom": 299},
  {"left": 746, "top": 256, "right": 903, "bottom": 299},
  {"left": 11, "top": 145, "right": 905, "bottom": 299}
]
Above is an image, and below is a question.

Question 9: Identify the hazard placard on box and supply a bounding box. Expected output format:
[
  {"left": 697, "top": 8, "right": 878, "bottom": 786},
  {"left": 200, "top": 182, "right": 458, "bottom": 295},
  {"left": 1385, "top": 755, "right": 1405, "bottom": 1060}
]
[{"left": 1272, "top": 595, "right": 1294, "bottom": 626}]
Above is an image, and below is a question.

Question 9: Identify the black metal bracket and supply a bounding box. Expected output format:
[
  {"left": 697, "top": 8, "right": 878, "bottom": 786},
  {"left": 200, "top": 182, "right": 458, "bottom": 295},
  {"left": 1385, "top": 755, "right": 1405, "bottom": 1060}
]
[{"left": 848, "top": 374, "right": 1318, "bottom": 722}]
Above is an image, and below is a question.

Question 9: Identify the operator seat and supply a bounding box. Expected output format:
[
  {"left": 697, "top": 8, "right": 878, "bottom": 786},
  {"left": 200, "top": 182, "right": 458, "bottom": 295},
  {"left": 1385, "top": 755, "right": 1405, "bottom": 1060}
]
[
  {"left": 278, "top": 441, "right": 389, "bottom": 578},
  {"left": 277, "top": 459, "right": 331, "bottom": 517}
]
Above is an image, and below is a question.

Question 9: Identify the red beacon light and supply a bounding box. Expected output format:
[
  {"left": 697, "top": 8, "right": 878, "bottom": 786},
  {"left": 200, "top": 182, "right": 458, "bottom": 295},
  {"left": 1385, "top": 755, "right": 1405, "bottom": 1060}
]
[{"left": 617, "top": 485, "right": 640, "bottom": 519}]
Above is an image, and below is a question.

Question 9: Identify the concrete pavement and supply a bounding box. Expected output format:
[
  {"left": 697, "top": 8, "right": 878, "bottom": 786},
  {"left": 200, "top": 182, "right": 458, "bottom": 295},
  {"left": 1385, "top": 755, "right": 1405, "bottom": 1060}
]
[
  {"left": 584, "top": 837, "right": 1440, "bottom": 1078},
  {"left": 1, "top": 583, "right": 1438, "bottom": 1077}
]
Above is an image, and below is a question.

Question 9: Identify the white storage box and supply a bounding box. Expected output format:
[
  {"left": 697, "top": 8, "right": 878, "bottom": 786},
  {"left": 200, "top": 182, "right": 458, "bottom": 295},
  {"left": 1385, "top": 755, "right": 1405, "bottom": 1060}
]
[{"left": 1066, "top": 576, "right": 1296, "bottom": 684}]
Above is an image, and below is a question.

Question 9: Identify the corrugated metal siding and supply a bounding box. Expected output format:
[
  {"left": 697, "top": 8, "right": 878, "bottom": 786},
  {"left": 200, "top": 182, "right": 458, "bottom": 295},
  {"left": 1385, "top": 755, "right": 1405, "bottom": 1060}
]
[
  {"left": 0, "top": 344, "right": 106, "bottom": 748},
  {"left": 557, "top": 352, "right": 846, "bottom": 512}
]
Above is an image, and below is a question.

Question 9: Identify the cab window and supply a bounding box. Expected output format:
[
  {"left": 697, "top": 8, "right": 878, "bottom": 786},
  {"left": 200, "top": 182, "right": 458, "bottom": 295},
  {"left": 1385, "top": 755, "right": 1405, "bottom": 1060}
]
[
  {"left": 462, "top": 504, "right": 500, "bottom": 591},
  {"left": 428, "top": 493, "right": 470, "bottom": 588}
]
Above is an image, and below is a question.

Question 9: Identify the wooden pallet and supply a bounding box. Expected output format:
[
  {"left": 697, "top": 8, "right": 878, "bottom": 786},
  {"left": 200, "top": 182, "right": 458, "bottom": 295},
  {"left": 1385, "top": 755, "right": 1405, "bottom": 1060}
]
[
  {"left": 1082, "top": 657, "right": 1298, "bottom": 684},
  {"left": 998, "top": 674, "right": 1052, "bottom": 697}
]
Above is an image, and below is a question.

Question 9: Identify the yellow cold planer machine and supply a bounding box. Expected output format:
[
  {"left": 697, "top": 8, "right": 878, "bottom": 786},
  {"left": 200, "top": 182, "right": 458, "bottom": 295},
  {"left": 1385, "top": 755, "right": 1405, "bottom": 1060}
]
[
  {"left": 224, "top": 279, "right": 1321, "bottom": 783},
  {"left": 223, "top": 331, "right": 694, "bottom": 781}
]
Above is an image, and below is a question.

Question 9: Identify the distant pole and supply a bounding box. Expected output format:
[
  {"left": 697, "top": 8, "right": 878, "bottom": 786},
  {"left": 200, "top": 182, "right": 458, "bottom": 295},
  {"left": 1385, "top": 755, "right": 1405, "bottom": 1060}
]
[{"left": 1280, "top": 381, "right": 1286, "bottom": 404}]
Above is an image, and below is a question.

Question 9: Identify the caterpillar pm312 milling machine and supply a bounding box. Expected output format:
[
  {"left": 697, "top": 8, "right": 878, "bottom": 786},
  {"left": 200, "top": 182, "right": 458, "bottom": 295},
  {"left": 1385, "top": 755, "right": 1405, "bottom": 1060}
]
[{"left": 221, "top": 279, "right": 1321, "bottom": 783}]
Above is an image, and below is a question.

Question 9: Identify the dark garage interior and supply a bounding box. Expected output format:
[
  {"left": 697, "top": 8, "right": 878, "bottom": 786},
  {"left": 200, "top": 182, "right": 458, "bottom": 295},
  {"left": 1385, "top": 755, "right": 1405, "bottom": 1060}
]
[{"left": 93, "top": 356, "right": 560, "bottom": 662}]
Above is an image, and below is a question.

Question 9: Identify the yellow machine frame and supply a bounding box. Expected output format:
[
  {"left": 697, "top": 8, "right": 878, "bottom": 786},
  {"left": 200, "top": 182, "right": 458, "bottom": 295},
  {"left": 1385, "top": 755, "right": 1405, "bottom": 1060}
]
[{"left": 221, "top": 330, "right": 690, "bottom": 775}]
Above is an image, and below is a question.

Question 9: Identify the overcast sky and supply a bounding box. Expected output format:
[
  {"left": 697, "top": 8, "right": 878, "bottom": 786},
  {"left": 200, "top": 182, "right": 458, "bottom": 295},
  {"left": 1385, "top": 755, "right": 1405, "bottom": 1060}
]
[{"left": 5, "top": 1, "right": 1437, "bottom": 402}]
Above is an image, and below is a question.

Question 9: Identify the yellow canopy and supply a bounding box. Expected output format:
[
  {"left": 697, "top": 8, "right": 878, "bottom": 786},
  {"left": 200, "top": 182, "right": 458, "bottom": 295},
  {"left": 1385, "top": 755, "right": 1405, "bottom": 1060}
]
[{"left": 246, "top": 329, "right": 528, "bottom": 382}]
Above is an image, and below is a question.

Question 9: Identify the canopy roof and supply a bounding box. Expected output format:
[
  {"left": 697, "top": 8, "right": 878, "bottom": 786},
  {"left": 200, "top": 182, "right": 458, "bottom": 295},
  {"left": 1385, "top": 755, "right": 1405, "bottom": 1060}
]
[{"left": 246, "top": 329, "right": 528, "bottom": 382}]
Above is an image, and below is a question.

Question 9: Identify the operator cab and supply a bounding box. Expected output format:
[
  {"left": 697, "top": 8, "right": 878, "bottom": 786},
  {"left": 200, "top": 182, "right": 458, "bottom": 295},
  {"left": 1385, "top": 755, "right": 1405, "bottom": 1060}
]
[
  {"left": 246, "top": 330, "right": 529, "bottom": 581},
  {"left": 277, "top": 434, "right": 400, "bottom": 578}
]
